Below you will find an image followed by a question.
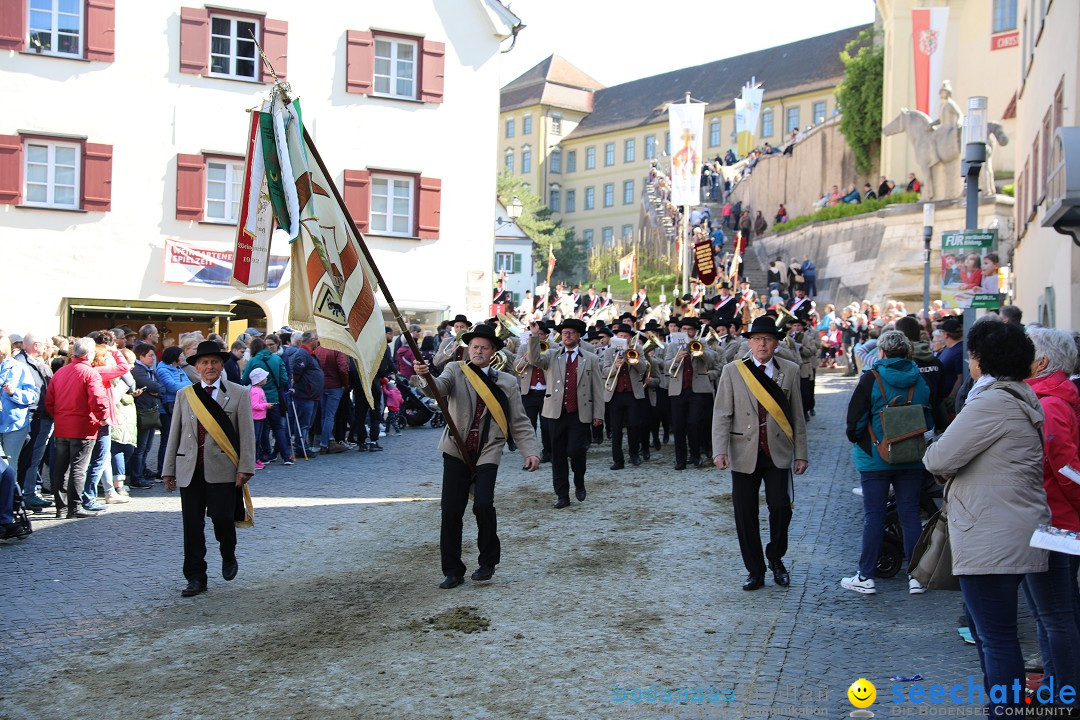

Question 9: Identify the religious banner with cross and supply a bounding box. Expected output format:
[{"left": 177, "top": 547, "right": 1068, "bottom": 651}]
[{"left": 667, "top": 101, "right": 704, "bottom": 206}]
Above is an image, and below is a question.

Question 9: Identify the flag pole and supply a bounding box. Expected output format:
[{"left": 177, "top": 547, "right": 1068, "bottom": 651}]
[{"left": 300, "top": 126, "right": 476, "bottom": 475}]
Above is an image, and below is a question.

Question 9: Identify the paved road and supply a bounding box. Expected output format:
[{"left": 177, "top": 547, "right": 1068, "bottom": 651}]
[{"left": 1, "top": 373, "right": 1029, "bottom": 719}]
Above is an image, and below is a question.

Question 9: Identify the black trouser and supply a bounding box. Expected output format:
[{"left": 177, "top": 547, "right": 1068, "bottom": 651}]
[
  {"left": 440, "top": 454, "right": 498, "bottom": 577},
  {"left": 180, "top": 465, "right": 237, "bottom": 585},
  {"left": 669, "top": 391, "right": 710, "bottom": 465},
  {"left": 731, "top": 453, "right": 792, "bottom": 577},
  {"left": 544, "top": 412, "right": 590, "bottom": 500},
  {"left": 353, "top": 382, "right": 382, "bottom": 443},
  {"left": 650, "top": 388, "right": 670, "bottom": 443},
  {"left": 521, "top": 390, "right": 550, "bottom": 454},
  {"left": 800, "top": 375, "right": 815, "bottom": 414},
  {"left": 51, "top": 436, "right": 95, "bottom": 515},
  {"left": 608, "top": 392, "right": 644, "bottom": 465}
]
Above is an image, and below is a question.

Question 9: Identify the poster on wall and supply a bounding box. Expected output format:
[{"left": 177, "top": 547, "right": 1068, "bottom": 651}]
[
  {"left": 940, "top": 229, "right": 1001, "bottom": 309},
  {"left": 164, "top": 238, "right": 288, "bottom": 289}
]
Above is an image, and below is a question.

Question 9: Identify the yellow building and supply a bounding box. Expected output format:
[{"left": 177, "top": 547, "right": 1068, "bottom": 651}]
[
  {"left": 499, "top": 26, "right": 869, "bottom": 258},
  {"left": 877, "top": 0, "right": 1020, "bottom": 186}
]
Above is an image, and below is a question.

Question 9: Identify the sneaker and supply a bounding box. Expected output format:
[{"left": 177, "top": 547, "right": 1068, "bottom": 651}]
[
  {"left": 283, "top": 458, "right": 295, "bottom": 466},
  {"left": 83, "top": 502, "right": 108, "bottom": 512},
  {"left": 356, "top": 443, "right": 369, "bottom": 453},
  {"left": 840, "top": 573, "right": 876, "bottom": 595},
  {"left": 254, "top": 461, "right": 266, "bottom": 470},
  {"left": 851, "top": 487, "right": 864, "bottom": 497},
  {"left": 128, "top": 479, "right": 153, "bottom": 489},
  {"left": 105, "top": 493, "right": 130, "bottom": 504},
  {"left": 340, "top": 441, "right": 357, "bottom": 450},
  {"left": 367, "top": 442, "right": 383, "bottom": 452},
  {"left": 909, "top": 577, "right": 926, "bottom": 595},
  {"left": 24, "top": 494, "right": 53, "bottom": 509}
]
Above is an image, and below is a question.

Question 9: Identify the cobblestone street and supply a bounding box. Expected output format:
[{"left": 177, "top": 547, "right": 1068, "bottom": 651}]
[{"left": 2, "top": 373, "right": 1009, "bottom": 719}]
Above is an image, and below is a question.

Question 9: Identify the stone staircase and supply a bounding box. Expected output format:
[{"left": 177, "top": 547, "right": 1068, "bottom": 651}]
[{"left": 734, "top": 240, "right": 771, "bottom": 297}]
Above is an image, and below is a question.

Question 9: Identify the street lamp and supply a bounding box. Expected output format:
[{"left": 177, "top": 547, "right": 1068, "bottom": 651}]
[
  {"left": 496, "top": 196, "right": 524, "bottom": 230},
  {"left": 961, "top": 96, "right": 988, "bottom": 382},
  {"left": 922, "top": 202, "right": 934, "bottom": 318}
]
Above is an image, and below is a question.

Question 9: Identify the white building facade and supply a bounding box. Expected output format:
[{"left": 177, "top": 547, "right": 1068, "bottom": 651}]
[
  {"left": 493, "top": 200, "right": 533, "bottom": 310},
  {"left": 0, "top": 0, "right": 519, "bottom": 340}
]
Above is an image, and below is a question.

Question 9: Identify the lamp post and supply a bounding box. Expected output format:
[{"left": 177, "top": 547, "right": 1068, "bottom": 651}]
[
  {"left": 960, "top": 97, "right": 988, "bottom": 382},
  {"left": 496, "top": 195, "right": 524, "bottom": 230},
  {"left": 922, "top": 202, "right": 934, "bottom": 318}
]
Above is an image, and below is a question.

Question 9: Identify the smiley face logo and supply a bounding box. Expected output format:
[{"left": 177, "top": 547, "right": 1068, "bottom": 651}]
[{"left": 848, "top": 678, "right": 876, "bottom": 709}]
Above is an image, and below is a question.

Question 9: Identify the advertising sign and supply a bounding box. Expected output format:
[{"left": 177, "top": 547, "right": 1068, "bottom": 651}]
[{"left": 940, "top": 229, "right": 1001, "bottom": 309}]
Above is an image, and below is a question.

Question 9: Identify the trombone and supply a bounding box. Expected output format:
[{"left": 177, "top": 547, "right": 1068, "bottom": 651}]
[
  {"left": 669, "top": 339, "right": 705, "bottom": 377},
  {"left": 513, "top": 339, "right": 550, "bottom": 374},
  {"left": 604, "top": 349, "right": 625, "bottom": 392}
]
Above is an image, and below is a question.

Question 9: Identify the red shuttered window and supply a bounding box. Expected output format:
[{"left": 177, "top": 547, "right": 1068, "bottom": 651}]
[
  {"left": 2, "top": 0, "right": 113, "bottom": 61},
  {"left": 344, "top": 169, "right": 440, "bottom": 240},
  {"left": 179, "top": 6, "right": 286, "bottom": 82},
  {"left": 0, "top": 134, "right": 111, "bottom": 211},
  {"left": 176, "top": 153, "right": 206, "bottom": 221},
  {"left": 85, "top": 0, "right": 115, "bottom": 61},
  {"left": 345, "top": 29, "right": 444, "bottom": 103}
]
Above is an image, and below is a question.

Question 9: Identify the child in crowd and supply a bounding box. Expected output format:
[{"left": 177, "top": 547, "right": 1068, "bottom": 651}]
[
  {"left": 384, "top": 379, "right": 403, "bottom": 436},
  {"left": 248, "top": 367, "right": 270, "bottom": 470}
]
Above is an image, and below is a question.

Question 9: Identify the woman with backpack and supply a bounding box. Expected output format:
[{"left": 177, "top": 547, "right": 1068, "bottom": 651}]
[{"left": 841, "top": 331, "right": 934, "bottom": 596}]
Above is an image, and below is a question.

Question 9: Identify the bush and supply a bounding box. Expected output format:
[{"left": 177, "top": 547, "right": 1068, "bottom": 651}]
[
  {"left": 772, "top": 191, "right": 921, "bottom": 233},
  {"left": 1002, "top": 184, "right": 1014, "bottom": 197}
]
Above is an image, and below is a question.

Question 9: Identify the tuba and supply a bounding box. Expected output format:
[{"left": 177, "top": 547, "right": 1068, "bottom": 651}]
[
  {"left": 490, "top": 349, "right": 517, "bottom": 375},
  {"left": 775, "top": 305, "right": 798, "bottom": 329},
  {"left": 496, "top": 313, "right": 525, "bottom": 340}
]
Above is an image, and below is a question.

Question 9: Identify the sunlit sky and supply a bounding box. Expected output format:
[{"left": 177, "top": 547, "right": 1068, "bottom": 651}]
[{"left": 499, "top": 0, "right": 877, "bottom": 88}]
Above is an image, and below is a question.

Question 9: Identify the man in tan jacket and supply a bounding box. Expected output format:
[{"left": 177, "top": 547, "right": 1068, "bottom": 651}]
[
  {"left": 413, "top": 323, "right": 539, "bottom": 589},
  {"left": 527, "top": 318, "right": 604, "bottom": 508},
  {"left": 600, "top": 323, "right": 648, "bottom": 469},
  {"left": 712, "top": 317, "right": 808, "bottom": 591}
]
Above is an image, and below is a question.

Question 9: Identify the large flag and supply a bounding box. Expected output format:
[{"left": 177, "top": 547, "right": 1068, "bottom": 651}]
[
  {"left": 667, "top": 101, "right": 704, "bottom": 206},
  {"left": 238, "top": 93, "right": 386, "bottom": 405},
  {"left": 546, "top": 245, "right": 556, "bottom": 283},
  {"left": 736, "top": 83, "right": 764, "bottom": 157},
  {"left": 912, "top": 7, "right": 949, "bottom": 118},
  {"left": 619, "top": 251, "right": 635, "bottom": 281},
  {"left": 231, "top": 111, "right": 275, "bottom": 292}
]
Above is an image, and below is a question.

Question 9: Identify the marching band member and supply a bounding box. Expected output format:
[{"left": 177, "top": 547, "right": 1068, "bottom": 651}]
[
  {"left": 787, "top": 314, "right": 820, "bottom": 421},
  {"left": 592, "top": 326, "right": 612, "bottom": 443},
  {"left": 514, "top": 324, "right": 552, "bottom": 463},
  {"left": 492, "top": 279, "right": 512, "bottom": 306},
  {"left": 432, "top": 314, "right": 472, "bottom": 372},
  {"left": 712, "top": 316, "right": 808, "bottom": 591},
  {"left": 663, "top": 317, "right": 719, "bottom": 471},
  {"left": 526, "top": 319, "right": 604, "bottom": 508},
  {"left": 643, "top": 319, "right": 670, "bottom": 449},
  {"left": 412, "top": 323, "right": 539, "bottom": 589},
  {"left": 600, "top": 324, "right": 648, "bottom": 469}
]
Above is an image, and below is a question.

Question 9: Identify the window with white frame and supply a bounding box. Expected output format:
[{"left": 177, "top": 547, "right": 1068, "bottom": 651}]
[
  {"left": 623, "top": 180, "right": 634, "bottom": 205},
  {"left": 504, "top": 148, "right": 514, "bottom": 172},
  {"left": 603, "top": 183, "right": 614, "bottom": 207},
  {"left": 761, "top": 108, "right": 774, "bottom": 138},
  {"left": 373, "top": 36, "right": 417, "bottom": 99},
  {"left": 205, "top": 159, "right": 244, "bottom": 222},
  {"left": 604, "top": 143, "right": 615, "bottom": 166},
  {"left": 565, "top": 189, "right": 576, "bottom": 213},
  {"left": 993, "top": 0, "right": 1018, "bottom": 32},
  {"left": 709, "top": 119, "right": 721, "bottom": 147},
  {"left": 370, "top": 174, "right": 414, "bottom": 236},
  {"left": 522, "top": 145, "right": 532, "bottom": 173},
  {"left": 567, "top": 150, "right": 577, "bottom": 173},
  {"left": 505, "top": 117, "right": 515, "bottom": 138},
  {"left": 645, "top": 135, "right": 656, "bottom": 159},
  {"left": 624, "top": 138, "right": 636, "bottom": 163},
  {"left": 522, "top": 114, "right": 532, "bottom": 134},
  {"left": 584, "top": 186, "right": 595, "bottom": 210},
  {"left": 548, "top": 187, "right": 560, "bottom": 212},
  {"left": 602, "top": 227, "right": 613, "bottom": 245},
  {"left": 582, "top": 229, "right": 593, "bottom": 249},
  {"left": 550, "top": 147, "right": 562, "bottom": 174},
  {"left": 209, "top": 15, "right": 258, "bottom": 80},
  {"left": 495, "top": 252, "right": 515, "bottom": 273},
  {"left": 621, "top": 224, "right": 633, "bottom": 240},
  {"left": 585, "top": 147, "right": 596, "bottom": 169},
  {"left": 786, "top": 106, "right": 800, "bottom": 133},
  {"left": 23, "top": 140, "right": 79, "bottom": 209},
  {"left": 28, "top": 0, "right": 83, "bottom": 56},
  {"left": 551, "top": 113, "right": 563, "bottom": 136},
  {"left": 813, "top": 101, "right": 827, "bottom": 125}
]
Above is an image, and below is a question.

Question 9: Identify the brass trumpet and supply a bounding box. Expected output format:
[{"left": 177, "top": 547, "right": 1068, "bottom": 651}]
[
  {"left": 669, "top": 340, "right": 704, "bottom": 377},
  {"left": 513, "top": 340, "right": 550, "bottom": 374}
]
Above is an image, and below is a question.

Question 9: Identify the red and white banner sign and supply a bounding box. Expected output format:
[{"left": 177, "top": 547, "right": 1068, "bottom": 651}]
[
  {"left": 991, "top": 31, "right": 1018, "bottom": 51},
  {"left": 619, "top": 252, "right": 635, "bottom": 281},
  {"left": 912, "top": 7, "right": 949, "bottom": 117},
  {"left": 165, "top": 238, "right": 287, "bottom": 289}
]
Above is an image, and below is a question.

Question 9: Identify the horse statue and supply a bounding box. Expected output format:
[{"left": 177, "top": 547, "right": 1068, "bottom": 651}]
[{"left": 883, "top": 109, "right": 1009, "bottom": 199}]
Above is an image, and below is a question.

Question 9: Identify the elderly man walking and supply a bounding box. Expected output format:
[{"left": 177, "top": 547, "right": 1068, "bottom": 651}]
[{"left": 45, "top": 338, "right": 110, "bottom": 518}]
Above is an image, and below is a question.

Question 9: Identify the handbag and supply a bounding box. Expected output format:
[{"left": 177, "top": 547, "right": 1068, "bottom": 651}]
[
  {"left": 908, "top": 483, "right": 960, "bottom": 590},
  {"left": 136, "top": 402, "right": 162, "bottom": 430}
]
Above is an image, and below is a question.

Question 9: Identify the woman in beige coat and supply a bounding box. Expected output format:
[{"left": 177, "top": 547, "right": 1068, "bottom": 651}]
[{"left": 923, "top": 319, "right": 1048, "bottom": 713}]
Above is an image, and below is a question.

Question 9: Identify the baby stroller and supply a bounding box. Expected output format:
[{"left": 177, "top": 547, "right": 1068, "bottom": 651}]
[
  {"left": 401, "top": 381, "right": 445, "bottom": 428},
  {"left": 2, "top": 458, "right": 33, "bottom": 542}
]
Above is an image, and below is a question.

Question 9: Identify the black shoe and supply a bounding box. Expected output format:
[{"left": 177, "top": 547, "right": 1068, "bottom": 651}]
[
  {"left": 652, "top": 438, "right": 661, "bottom": 450},
  {"left": 691, "top": 456, "right": 703, "bottom": 467},
  {"left": 804, "top": 412, "right": 811, "bottom": 422},
  {"left": 181, "top": 581, "right": 207, "bottom": 597},
  {"left": 128, "top": 479, "right": 153, "bottom": 489},
  {"left": 742, "top": 574, "right": 765, "bottom": 591},
  {"left": 630, "top": 455, "right": 642, "bottom": 466},
  {"left": 609, "top": 462, "right": 624, "bottom": 471},
  {"left": 540, "top": 451, "right": 551, "bottom": 463},
  {"left": 554, "top": 497, "right": 570, "bottom": 509},
  {"left": 356, "top": 442, "right": 368, "bottom": 452},
  {"left": 367, "top": 442, "right": 383, "bottom": 452},
  {"left": 809, "top": 409, "right": 816, "bottom": 417},
  {"left": 439, "top": 575, "right": 464, "bottom": 589},
  {"left": 642, "top": 449, "right": 650, "bottom": 461},
  {"left": 222, "top": 557, "right": 238, "bottom": 581},
  {"left": 674, "top": 463, "right": 686, "bottom": 471},
  {"left": 575, "top": 487, "right": 586, "bottom": 502},
  {"left": 471, "top": 566, "right": 495, "bottom": 582},
  {"left": 662, "top": 431, "right": 670, "bottom": 445},
  {"left": 770, "top": 560, "right": 790, "bottom": 587}
]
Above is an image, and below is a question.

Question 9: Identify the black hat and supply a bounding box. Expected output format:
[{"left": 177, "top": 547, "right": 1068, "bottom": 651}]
[
  {"left": 643, "top": 319, "right": 662, "bottom": 331},
  {"left": 716, "top": 318, "right": 735, "bottom": 327},
  {"left": 556, "top": 318, "right": 587, "bottom": 335},
  {"left": 741, "top": 316, "right": 786, "bottom": 338},
  {"left": 681, "top": 293, "right": 693, "bottom": 302},
  {"left": 542, "top": 320, "right": 557, "bottom": 331},
  {"left": 460, "top": 323, "right": 504, "bottom": 351},
  {"left": 619, "top": 312, "right": 634, "bottom": 321},
  {"left": 679, "top": 317, "right": 702, "bottom": 329},
  {"left": 613, "top": 323, "right": 634, "bottom": 335},
  {"left": 719, "top": 282, "right": 732, "bottom": 290},
  {"left": 584, "top": 330, "right": 601, "bottom": 342},
  {"left": 188, "top": 340, "right": 231, "bottom": 364},
  {"left": 739, "top": 277, "right": 750, "bottom": 284},
  {"left": 450, "top": 314, "right": 472, "bottom": 327},
  {"left": 597, "top": 326, "right": 614, "bottom": 338},
  {"left": 940, "top": 317, "right": 963, "bottom": 335}
]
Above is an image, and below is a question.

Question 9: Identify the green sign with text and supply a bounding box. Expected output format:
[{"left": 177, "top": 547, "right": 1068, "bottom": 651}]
[{"left": 940, "top": 229, "right": 1002, "bottom": 309}]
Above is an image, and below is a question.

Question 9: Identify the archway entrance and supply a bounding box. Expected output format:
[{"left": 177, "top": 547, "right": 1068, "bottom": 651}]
[{"left": 227, "top": 299, "right": 269, "bottom": 342}]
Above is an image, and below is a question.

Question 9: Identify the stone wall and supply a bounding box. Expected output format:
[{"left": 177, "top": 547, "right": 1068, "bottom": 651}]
[
  {"left": 728, "top": 116, "right": 874, "bottom": 222},
  {"left": 748, "top": 196, "right": 1016, "bottom": 311}
]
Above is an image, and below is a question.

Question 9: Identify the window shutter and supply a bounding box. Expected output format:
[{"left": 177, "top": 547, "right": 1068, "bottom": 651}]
[
  {"left": 0, "top": 135, "right": 22, "bottom": 205},
  {"left": 82, "top": 143, "right": 113, "bottom": 211},
  {"left": 417, "top": 176, "right": 441, "bottom": 239},
  {"left": 179, "top": 7, "right": 209, "bottom": 75},
  {"left": 85, "top": 0, "right": 115, "bottom": 61},
  {"left": 176, "top": 153, "right": 205, "bottom": 221},
  {"left": 0, "top": 1, "right": 26, "bottom": 51},
  {"left": 345, "top": 30, "right": 374, "bottom": 94},
  {"left": 343, "top": 170, "right": 370, "bottom": 232},
  {"left": 420, "top": 39, "right": 445, "bottom": 104},
  {"left": 513, "top": 253, "right": 521, "bottom": 274},
  {"left": 261, "top": 18, "right": 288, "bottom": 82}
]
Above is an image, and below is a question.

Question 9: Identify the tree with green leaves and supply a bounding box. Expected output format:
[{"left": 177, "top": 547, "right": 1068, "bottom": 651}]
[
  {"left": 496, "top": 170, "right": 585, "bottom": 284},
  {"left": 836, "top": 28, "right": 883, "bottom": 176}
]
